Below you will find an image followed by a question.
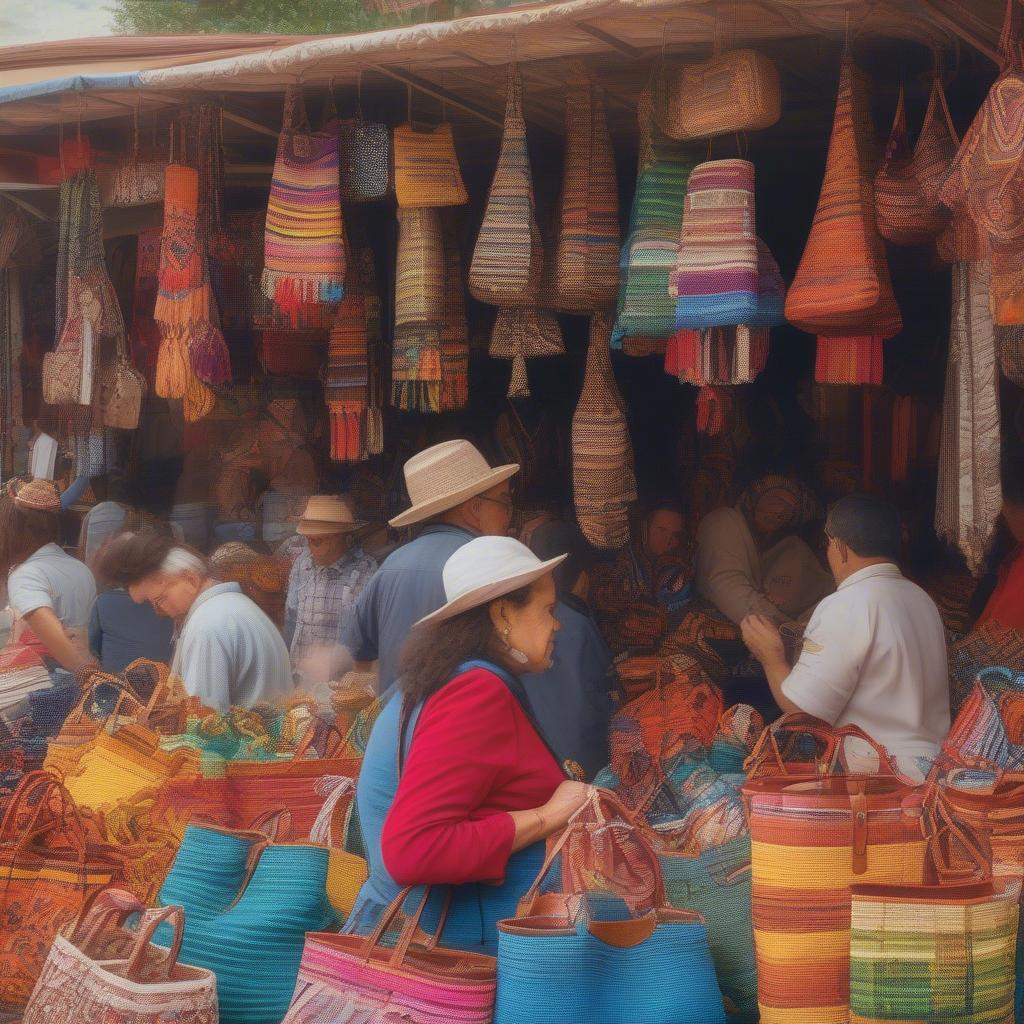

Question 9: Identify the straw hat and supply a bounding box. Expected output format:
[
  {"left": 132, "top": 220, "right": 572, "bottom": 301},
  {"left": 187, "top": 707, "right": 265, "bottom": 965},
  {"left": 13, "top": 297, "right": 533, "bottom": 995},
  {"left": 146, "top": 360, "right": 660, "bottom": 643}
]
[
  {"left": 296, "top": 495, "right": 366, "bottom": 537},
  {"left": 389, "top": 440, "right": 519, "bottom": 529},
  {"left": 415, "top": 536, "right": 566, "bottom": 628},
  {"left": 12, "top": 478, "right": 61, "bottom": 513}
]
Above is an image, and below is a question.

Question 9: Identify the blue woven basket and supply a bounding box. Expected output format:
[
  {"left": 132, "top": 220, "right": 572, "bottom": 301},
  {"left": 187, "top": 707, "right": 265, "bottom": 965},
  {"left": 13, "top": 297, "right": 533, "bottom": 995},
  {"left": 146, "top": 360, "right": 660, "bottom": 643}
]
[
  {"left": 660, "top": 836, "right": 757, "bottom": 1021},
  {"left": 495, "top": 892, "right": 726, "bottom": 1024},
  {"left": 179, "top": 843, "right": 337, "bottom": 1024}
]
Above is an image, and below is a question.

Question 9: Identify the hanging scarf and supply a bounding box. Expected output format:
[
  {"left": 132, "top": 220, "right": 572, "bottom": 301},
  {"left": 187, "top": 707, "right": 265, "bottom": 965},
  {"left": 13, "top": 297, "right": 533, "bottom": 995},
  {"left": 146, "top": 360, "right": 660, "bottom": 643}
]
[
  {"left": 263, "top": 86, "right": 347, "bottom": 319},
  {"left": 439, "top": 213, "right": 469, "bottom": 412}
]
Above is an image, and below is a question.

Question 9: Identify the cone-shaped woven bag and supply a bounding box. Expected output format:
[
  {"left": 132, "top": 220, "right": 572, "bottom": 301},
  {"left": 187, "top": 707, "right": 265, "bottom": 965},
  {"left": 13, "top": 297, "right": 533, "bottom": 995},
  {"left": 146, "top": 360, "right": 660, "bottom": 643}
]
[
  {"left": 672, "top": 158, "right": 759, "bottom": 328},
  {"left": 554, "top": 63, "right": 620, "bottom": 314},
  {"left": 613, "top": 84, "right": 700, "bottom": 346},
  {"left": 470, "top": 65, "right": 542, "bottom": 305},
  {"left": 573, "top": 314, "right": 636, "bottom": 550},
  {"left": 263, "top": 86, "right": 347, "bottom": 317}
]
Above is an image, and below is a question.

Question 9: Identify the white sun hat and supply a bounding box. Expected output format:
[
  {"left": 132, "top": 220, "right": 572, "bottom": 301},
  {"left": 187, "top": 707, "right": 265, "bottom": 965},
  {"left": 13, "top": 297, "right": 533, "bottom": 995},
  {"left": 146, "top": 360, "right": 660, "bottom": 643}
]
[
  {"left": 388, "top": 439, "right": 519, "bottom": 529},
  {"left": 415, "top": 536, "right": 567, "bottom": 628}
]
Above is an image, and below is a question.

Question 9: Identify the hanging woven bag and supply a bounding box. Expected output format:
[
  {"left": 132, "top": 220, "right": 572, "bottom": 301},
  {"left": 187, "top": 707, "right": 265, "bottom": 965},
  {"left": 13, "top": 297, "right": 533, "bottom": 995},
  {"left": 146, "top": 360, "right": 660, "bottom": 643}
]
[
  {"left": 338, "top": 77, "right": 391, "bottom": 203},
  {"left": 393, "top": 121, "right": 468, "bottom": 208},
  {"left": 106, "top": 106, "right": 166, "bottom": 208},
  {"left": 263, "top": 86, "right": 346, "bottom": 316},
  {"left": 439, "top": 212, "right": 470, "bottom": 411},
  {"left": 655, "top": 49, "right": 781, "bottom": 141},
  {"left": 470, "top": 65, "right": 543, "bottom": 305},
  {"left": 489, "top": 306, "right": 564, "bottom": 399}
]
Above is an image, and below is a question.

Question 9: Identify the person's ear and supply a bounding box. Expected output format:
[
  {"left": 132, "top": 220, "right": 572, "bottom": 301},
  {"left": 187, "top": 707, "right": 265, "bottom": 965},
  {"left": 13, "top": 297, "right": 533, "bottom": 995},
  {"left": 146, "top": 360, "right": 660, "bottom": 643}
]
[{"left": 488, "top": 599, "right": 508, "bottom": 634}]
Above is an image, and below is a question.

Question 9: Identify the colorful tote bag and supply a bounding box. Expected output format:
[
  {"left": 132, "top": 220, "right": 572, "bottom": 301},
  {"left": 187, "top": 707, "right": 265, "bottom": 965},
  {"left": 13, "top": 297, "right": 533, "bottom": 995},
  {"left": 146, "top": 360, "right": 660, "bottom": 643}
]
[
  {"left": 655, "top": 50, "right": 781, "bottom": 141},
  {"left": 672, "top": 159, "right": 759, "bottom": 328},
  {"left": 393, "top": 122, "right": 468, "bottom": 207},
  {"left": 613, "top": 85, "right": 700, "bottom": 346},
  {"left": 744, "top": 775, "right": 929, "bottom": 1024},
  {"left": 470, "top": 65, "right": 543, "bottom": 305},
  {"left": 0, "top": 771, "right": 122, "bottom": 1009},
  {"left": 848, "top": 880, "right": 1020, "bottom": 1024},
  {"left": 22, "top": 889, "right": 219, "bottom": 1024},
  {"left": 553, "top": 62, "right": 620, "bottom": 314},
  {"left": 785, "top": 56, "right": 902, "bottom": 370},
  {"left": 281, "top": 887, "right": 496, "bottom": 1024},
  {"left": 263, "top": 86, "right": 347, "bottom": 316},
  {"left": 494, "top": 815, "right": 726, "bottom": 1024},
  {"left": 571, "top": 314, "right": 636, "bottom": 550}
]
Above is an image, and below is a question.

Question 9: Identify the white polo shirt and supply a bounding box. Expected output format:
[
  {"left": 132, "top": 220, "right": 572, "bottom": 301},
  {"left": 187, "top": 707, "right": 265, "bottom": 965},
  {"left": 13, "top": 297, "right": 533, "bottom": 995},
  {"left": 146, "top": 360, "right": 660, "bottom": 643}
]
[{"left": 781, "top": 563, "right": 950, "bottom": 761}]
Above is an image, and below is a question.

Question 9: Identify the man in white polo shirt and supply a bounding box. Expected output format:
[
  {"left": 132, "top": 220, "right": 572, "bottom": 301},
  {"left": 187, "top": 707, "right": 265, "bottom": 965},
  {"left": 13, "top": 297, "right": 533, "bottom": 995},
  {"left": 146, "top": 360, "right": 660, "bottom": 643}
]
[{"left": 741, "top": 493, "right": 950, "bottom": 779}]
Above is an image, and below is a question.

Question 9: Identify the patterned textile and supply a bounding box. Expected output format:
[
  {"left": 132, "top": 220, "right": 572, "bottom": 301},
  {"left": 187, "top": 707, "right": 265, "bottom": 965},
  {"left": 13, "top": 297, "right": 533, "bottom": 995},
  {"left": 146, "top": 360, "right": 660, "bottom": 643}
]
[
  {"left": 659, "top": 601, "right": 742, "bottom": 682},
  {"left": 489, "top": 306, "right": 564, "bottom": 399},
  {"left": 392, "top": 122, "right": 468, "bottom": 208},
  {"left": 553, "top": 63, "right": 620, "bottom": 314},
  {"left": 130, "top": 227, "right": 162, "bottom": 377},
  {"left": 949, "top": 621, "right": 1024, "bottom": 715},
  {"left": 935, "top": 261, "right": 1002, "bottom": 574},
  {"left": 786, "top": 56, "right": 902, "bottom": 381},
  {"left": 438, "top": 212, "right": 469, "bottom": 412},
  {"left": 285, "top": 544, "right": 377, "bottom": 666},
  {"left": 613, "top": 85, "right": 699, "bottom": 346},
  {"left": 263, "top": 86, "right": 346, "bottom": 319},
  {"left": 571, "top": 314, "right": 636, "bottom": 550},
  {"left": 469, "top": 65, "right": 542, "bottom": 306},
  {"left": 666, "top": 325, "right": 769, "bottom": 386},
  {"left": 671, "top": 159, "right": 759, "bottom": 329},
  {"left": 943, "top": 662, "right": 1024, "bottom": 770}
]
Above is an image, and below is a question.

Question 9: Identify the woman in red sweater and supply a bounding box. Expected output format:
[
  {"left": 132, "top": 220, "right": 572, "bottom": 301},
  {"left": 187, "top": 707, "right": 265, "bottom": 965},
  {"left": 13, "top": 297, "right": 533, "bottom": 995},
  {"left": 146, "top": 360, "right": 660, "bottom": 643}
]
[{"left": 348, "top": 536, "right": 593, "bottom": 953}]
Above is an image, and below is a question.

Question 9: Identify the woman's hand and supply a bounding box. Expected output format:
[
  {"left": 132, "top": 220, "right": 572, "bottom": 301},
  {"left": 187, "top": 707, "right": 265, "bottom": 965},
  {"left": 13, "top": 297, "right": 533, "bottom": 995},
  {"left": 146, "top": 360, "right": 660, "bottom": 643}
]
[{"left": 539, "top": 780, "right": 593, "bottom": 831}]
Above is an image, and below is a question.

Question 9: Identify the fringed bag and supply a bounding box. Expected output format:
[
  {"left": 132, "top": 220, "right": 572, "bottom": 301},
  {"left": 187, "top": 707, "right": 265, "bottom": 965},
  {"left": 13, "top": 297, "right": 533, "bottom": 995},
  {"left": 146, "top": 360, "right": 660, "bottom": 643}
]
[
  {"left": 393, "top": 122, "right": 468, "bottom": 208},
  {"left": 489, "top": 306, "right": 564, "bottom": 399},
  {"left": 613, "top": 85, "right": 700, "bottom": 346},
  {"left": 554, "top": 63, "right": 620, "bottom": 314},
  {"left": 785, "top": 55, "right": 902, "bottom": 381},
  {"left": 263, "top": 86, "right": 347, "bottom": 317},
  {"left": 470, "top": 65, "right": 542, "bottom": 305},
  {"left": 671, "top": 159, "right": 759, "bottom": 328},
  {"left": 935, "top": 261, "right": 1003, "bottom": 575},
  {"left": 572, "top": 314, "right": 636, "bottom": 550},
  {"left": 655, "top": 50, "right": 781, "bottom": 141}
]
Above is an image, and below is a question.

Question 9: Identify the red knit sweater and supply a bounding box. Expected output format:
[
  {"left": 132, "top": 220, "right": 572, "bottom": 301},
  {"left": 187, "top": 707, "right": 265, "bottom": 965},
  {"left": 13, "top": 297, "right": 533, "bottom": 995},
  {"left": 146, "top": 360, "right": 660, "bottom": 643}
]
[{"left": 381, "top": 666, "right": 564, "bottom": 887}]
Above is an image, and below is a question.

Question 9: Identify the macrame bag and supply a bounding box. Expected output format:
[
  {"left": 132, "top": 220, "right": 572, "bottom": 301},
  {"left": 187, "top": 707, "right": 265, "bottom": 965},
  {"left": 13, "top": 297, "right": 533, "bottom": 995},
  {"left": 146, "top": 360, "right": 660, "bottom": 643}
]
[
  {"left": 393, "top": 122, "right": 468, "bottom": 208},
  {"left": 672, "top": 159, "right": 759, "bottom": 328},
  {"left": 263, "top": 86, "right": 347, "bottom": 316},
  {"left": 655, "top": 50, "right": 781, "bottom": 141},
  {"left": 554, "top": 63, "right": 620, "bottom": 313},
  {"left": 572, "top": 314, "right": 636, "bottom": 549},
  {"left": 470, "top": 65, "right": 543, "bottom": 305}
]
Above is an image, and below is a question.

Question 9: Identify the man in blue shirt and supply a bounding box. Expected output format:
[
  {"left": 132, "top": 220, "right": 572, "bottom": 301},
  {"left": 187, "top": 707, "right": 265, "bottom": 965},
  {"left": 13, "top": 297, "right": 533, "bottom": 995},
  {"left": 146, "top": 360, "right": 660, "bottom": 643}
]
[
  {"left": 339, "top": 440, "right": 519, "bottom": 694},
  {"left": 522, "top": 520, "right": 615, "bottom": 780}
]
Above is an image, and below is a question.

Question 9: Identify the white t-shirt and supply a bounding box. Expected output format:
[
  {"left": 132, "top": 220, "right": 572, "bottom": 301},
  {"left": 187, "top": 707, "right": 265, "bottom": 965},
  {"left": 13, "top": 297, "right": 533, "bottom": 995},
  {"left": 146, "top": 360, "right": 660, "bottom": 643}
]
[
  {"left": 781, "top": 563, "right": 950, "bottom": 762},
  {"left": 171, "top": 581, "right": 295, "bottom": 711},
  {"left": 8, "top": 543, "right": 96, "bottom": 628}
]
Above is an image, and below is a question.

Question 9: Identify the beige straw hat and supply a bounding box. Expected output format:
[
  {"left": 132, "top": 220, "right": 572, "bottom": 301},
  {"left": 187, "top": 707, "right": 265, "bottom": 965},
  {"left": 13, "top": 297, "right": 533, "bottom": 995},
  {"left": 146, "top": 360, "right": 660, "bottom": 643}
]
[
  {"left": 415, "top": 536, "right": 566, "bottom": 627},
  {"left": 296, "top": 495, "right": 366, "bottom": 537},
  {"left": 389, "top": 440, "right": 519, "bottom": 529}
]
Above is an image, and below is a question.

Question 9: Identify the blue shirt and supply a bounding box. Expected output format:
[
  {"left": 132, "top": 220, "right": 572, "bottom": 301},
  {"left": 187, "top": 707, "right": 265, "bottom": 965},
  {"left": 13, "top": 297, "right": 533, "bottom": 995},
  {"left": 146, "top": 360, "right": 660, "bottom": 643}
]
[
  {"left": 88, "top": 588, "right": 175, "bottom": 674},
  {"left": 521, "top": 597, "right": 615, "bottom": 781},
  {"left": 340, "top": 523, "right": 475, "bottom": 693}
]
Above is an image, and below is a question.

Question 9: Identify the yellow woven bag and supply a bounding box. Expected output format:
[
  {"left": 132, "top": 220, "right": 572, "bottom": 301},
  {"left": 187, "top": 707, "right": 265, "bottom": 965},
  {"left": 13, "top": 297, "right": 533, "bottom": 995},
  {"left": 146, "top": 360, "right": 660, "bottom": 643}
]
[
  {"left": 393, "top": 123, "right": 468, "bottom": 208},
  {"left": 308, "top": 776, "right": 369, "bottom": 921}
]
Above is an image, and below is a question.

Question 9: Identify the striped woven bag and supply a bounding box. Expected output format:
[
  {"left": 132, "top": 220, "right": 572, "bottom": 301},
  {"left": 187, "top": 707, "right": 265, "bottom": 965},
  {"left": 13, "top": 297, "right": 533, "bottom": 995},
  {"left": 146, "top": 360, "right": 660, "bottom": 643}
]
[
  {"left": 470, "top": 65, "right": 542, "bottom": 305},
  {"left": 786, "top": 55, "right": 902, "bottom": 383},
  {"left": 848, "top": 879, "right": 1019, "bottom": 1024},
  {"left": 572, "top": 314, "right": 636, "bottom": 549},
  {"left": 393, "top": 121, "right": 468, "bottom": 208},
  {"left": 744, "top": 774, "right": 929, "bottom": 1024},
  {"left": 672, "top": 159, "right": 759, "bottom": 328},
  {"left": 439, "top": 211, "right": 470, "bottom": 412},
  {"left": 553, "top": 62, "right": 620, "bottom": 314}
]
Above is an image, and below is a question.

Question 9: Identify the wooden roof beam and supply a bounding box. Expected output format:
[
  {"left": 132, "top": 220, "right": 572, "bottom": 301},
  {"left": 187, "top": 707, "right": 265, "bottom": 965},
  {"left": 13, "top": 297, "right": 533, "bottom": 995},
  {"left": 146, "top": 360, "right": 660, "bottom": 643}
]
[{"left": 917, "top": 0, "right": 1000, "bottom": 64}]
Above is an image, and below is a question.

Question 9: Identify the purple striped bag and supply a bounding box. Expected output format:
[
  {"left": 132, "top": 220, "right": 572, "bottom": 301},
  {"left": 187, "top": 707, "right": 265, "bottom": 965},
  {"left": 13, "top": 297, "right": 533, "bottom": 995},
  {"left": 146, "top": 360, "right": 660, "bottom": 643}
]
[{"left": 281, "top": 888, "right": 495, "bottom": 1024}]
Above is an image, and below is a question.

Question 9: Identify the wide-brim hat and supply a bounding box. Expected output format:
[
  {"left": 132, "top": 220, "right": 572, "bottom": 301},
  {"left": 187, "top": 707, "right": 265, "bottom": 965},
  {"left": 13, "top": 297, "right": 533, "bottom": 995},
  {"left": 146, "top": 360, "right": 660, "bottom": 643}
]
[
  {"left": 389, "top": 439, "right": 519, "bottom": 529},
  {"left": 11, "top": 478, "right": 61, "bottom": 513},
  {"left": 296, "top": 495, "right": 367, "bottom": 537},
  {"left": 415, "top": 536, "right": 566, "bottom": 628}
]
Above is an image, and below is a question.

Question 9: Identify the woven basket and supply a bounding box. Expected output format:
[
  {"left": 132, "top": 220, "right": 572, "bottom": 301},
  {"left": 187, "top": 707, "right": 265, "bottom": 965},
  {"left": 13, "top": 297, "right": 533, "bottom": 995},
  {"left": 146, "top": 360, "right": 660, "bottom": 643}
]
[
  {"left": 393, "top": 122, "right": 468, "bottom": 208},
  {"left": 553, "top": 62, "right": 620, "bottom": 314},
  {"left": 655, "top": 50, "right": 781, "bottom": 141},
  {"left": 470, "top": 65, "right": 542, "bottom": 305},
  {"left": 671, "top": 159, "right": 759, "bottom": 328},
  {"left": 572, "top": 314, "right": 636, "bottom": 550},
  {"left": 394, "top": 206, "right": 445, "bottom": 329}
]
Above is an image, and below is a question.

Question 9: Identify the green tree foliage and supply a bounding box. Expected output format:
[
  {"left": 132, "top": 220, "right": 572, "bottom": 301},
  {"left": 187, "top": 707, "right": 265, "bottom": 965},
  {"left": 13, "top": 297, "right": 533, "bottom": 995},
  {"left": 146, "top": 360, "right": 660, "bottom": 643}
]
[{"left": 109, "top": 0, "right": 390, "bottom": 35}]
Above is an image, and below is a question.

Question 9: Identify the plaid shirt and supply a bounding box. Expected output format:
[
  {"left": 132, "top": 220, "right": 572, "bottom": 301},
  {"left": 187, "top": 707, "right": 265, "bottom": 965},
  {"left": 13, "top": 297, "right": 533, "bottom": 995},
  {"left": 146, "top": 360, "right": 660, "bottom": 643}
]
[{"left": 285, "top": 544, "right": 377, "bottom": 664}]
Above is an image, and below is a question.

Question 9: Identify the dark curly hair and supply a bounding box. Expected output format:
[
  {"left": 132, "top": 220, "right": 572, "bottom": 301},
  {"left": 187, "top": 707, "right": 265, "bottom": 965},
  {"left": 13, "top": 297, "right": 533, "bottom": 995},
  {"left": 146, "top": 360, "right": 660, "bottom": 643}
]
[
  {"left": 0, "top": 494, "right": 60, "bottom": 578},
  {"left": 397, "top": 582, "right": 534, "bottom": 709}
]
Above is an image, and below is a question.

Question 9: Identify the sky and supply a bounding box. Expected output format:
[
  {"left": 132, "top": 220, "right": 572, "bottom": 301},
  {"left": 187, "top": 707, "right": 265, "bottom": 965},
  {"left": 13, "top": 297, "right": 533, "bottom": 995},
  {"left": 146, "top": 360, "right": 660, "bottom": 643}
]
[{"left": 0, "top": 0, "right": 115, "bottom": 45}]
